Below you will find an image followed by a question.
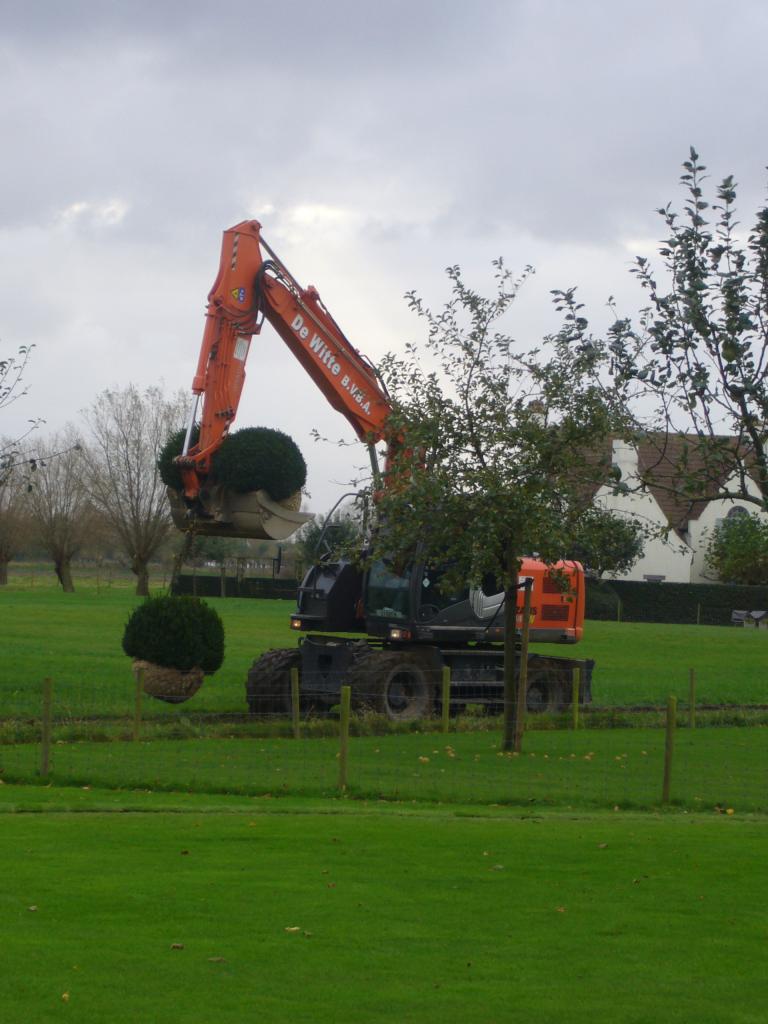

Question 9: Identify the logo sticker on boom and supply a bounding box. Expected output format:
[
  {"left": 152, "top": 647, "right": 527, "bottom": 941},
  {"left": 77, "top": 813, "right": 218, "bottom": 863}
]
[{"left": 230, "top": 287, "right": 246, "bottom": 303}]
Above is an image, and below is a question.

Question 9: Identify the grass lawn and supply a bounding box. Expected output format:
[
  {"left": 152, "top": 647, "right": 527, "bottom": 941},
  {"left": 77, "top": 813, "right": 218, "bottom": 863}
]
[
  {"left": 4, "top": 574, "right": 766, "bottom": 1022},
  {"left": 0, "top": 786, "right": 765, "bottom": 1024},
  {"left": 2, "top": 584, "right": 767, "bottom": 718},
  {"left": 0, "top": 586, "right": 296, "bottom": 717}
]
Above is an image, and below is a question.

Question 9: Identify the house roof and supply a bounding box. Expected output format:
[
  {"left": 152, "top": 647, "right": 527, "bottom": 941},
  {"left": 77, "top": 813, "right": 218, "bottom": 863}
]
[{"left": 614, "top": 432, "right": 759, "bottom": 532}]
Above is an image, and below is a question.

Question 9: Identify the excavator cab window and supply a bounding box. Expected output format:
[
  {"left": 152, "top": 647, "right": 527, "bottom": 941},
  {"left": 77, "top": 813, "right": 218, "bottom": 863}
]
[
  {"left": 420, "top": 565, "right": 469, "bottom": 613},
  {"left": 416, "top": 564, "right": 471, "bottom": 623},
  {"left": 366, "top": 558, "right": 411, "bottom": 620}
]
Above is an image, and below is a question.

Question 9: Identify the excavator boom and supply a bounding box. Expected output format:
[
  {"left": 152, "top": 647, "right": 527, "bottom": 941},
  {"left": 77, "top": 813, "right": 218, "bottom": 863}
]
[{"left": 178, "top": 221, "right": 392, "bottom": 500}]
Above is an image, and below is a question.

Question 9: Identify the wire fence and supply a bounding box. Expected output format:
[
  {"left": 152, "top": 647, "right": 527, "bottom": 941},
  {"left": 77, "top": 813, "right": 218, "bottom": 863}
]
[{"left": 1, "top": 670, "right": 766, "bottom": 814}]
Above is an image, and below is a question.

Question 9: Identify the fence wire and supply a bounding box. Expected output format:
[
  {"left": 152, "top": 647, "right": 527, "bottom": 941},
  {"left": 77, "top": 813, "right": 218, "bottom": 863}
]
[{"left": 1, "top": 666, "right": 766, "bottom": 814}]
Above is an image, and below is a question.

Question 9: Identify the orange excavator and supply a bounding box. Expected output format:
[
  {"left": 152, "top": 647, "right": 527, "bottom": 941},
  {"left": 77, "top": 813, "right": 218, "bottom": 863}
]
[{"left": 174, "top": 221, "right": 593, "bottom": 719}]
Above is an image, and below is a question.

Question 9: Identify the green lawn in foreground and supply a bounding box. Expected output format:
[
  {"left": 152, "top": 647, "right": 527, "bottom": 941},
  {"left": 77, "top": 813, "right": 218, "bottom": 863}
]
[
  {"left": 0, "top": 791, "right": 765, "bottom": 1024},
  {"left": 2, "top": 726, "right": 766, "bottom": 812},
  {"left": 2, "top": 585, "right": 767, "bottom": 717}
]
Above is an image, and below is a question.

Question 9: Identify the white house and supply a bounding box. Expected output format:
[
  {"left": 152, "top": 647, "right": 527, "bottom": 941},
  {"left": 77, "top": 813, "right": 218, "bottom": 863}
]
[{"left": 593, "top": 437, "right": 768, "bottom": 584}]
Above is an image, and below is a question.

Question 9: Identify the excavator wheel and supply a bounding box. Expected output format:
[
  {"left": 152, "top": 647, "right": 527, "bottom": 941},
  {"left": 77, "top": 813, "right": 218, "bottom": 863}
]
[
  {"left": 351, "top": 649, "right": 436, "bottom": 722},
  {"left": 525, "top": 661, "right": 566, "bottom": 713},
  {"left": 246, "top": 648, "right": 300, "bottom": 716}
]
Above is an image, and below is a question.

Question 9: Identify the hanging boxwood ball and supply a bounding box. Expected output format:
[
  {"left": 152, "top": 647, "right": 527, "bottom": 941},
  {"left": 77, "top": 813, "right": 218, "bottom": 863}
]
[
  {"left": 122, "top": 595, "right": 225, "bottom": 704},
  {"left": 122, "top": 595, "right": 224, "bottom": 674}
]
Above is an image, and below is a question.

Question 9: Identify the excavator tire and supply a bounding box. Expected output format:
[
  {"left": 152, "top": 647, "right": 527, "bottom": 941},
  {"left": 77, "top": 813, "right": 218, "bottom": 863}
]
[
  {"left": 350, "top": 648, "right": 436, "bottom": 722},
  {"left": 525, "top": 660, "right": 567, "bottom": 713},
  {"left": 246, "top": 648, "right": 300, "bottom": 716}
]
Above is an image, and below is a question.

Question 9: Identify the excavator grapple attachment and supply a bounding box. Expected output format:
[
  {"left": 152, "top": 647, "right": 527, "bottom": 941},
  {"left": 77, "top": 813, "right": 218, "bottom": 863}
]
[{"left": 166, "top": 486, "right": 313, "bottom": 541}]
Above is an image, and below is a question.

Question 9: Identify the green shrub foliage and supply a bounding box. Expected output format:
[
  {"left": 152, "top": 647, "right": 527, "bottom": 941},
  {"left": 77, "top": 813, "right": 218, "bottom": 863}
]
[
  {"left": 210, "top": 427, "right": 306, "bottom": 500},
  {"left": 157, "top": 426, "right": 199, "bottom": 490},
  {"left": 158, "top": 425, "right": 306, "bottom": 501},
  {"left": 122, "top": 596, "right": 225, "bottom": 674}
]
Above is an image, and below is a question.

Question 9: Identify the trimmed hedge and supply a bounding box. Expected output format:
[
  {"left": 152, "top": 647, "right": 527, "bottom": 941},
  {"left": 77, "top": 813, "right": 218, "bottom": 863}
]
[
  {"left": 586, "top": 578, "right": 768, "bottom": 626},
  {"left": 158, "top": 425, "right": 306, "bottom": 502},
  {"left": 172, "top": 574, "right": 297, "bottom": 600},
  {"left": 122, "top": 596, "right": 225, "bottom": 674}
]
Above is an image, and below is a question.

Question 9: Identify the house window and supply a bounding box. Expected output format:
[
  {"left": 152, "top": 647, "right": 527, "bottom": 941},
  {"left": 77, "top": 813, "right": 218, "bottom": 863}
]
[
  {"left": 727, "top": 506, "right": 748, "bottom": 519},
  {"left": 643, "top": 574, "right": 666, "bottom": 583}
]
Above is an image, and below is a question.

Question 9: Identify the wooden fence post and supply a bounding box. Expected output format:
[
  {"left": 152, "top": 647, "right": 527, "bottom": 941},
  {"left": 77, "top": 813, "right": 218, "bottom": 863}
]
[
  {"left": 338, "top": 685, "right": 351, "bottom": 792},
  {"left": 513, "top": 582, "right": 533, "bottom": 754},
  {"left": 291, "top": 667, "right": 301, "bottom": 740},
  {"left": 133, "top": 667, "right": 144, "bottom": 742},
  {"left": 571, "top": 666, "right": 581, "bottom": 731},
  {"left": 40, "top": 677, "right": 53, "bottom": 778},
  {"left": 220, "top": 564, "right": 227, "bottom": 599},
  {"left": 688, "top": 668, "right": 696, "bottom": 729},
  {"left": 662, "top": 695, "right": 677, "bottom": 805},
  {"left": 441, "top": 666, "right": 451, "bottom": 734}
]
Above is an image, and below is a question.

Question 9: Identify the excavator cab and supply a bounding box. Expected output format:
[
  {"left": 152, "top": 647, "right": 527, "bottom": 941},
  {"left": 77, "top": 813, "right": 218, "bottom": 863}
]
[
  {"left": 291, "top": 550, "right": 584, "bottom": 646},
  {"left": 363, "top": 555, "right": 585, "bottom": 645}
]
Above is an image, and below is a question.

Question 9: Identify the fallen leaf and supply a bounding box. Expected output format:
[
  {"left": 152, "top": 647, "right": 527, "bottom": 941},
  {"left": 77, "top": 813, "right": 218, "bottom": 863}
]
[
  {"left": 28, "top": 905, "right": 38, "bottom": 912},
  {"left": 598, "top": 843, "right": 608, "bottom": 849},
  {"left": 284, "top": 926, "right": 301, "bottom": 933},
  {"left": 556, "top": 906, "right": 567, "bottom": 913},
  {"left": 61, "top": 992, "right": 70, "bottom": 1003},
  {"left": 208, "top": 957, "right": 227, "bottom": 963},
  {"left": 170, "top": 943, "right": 185, "bottom": 950},
  {"left": 726, "top": 808, "right": 735, "bottom": 816}
]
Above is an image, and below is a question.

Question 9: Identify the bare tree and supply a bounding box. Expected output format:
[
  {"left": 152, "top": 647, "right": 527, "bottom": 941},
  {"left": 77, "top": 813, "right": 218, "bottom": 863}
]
[
  {"left": 0, "top": 435, "right": 32, "bottom": 585},
  {"left": 1, "top": 340, "right": 41, "bottom": 487},
  {"left": 26, "top": 428, "right": 94, "bottom": 592},
  {"left": 81, "top": 384, "right": 189, "bottom": 596}
]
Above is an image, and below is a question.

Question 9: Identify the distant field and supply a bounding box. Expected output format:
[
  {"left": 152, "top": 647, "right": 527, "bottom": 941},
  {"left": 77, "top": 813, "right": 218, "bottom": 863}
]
[{"left": 1, "top": 578, "right": 767, "bottom": 719}]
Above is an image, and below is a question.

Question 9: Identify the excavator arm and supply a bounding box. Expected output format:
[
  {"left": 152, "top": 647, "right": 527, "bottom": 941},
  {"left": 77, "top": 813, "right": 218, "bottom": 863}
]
[{"left": 178, "top": 220, "right": 393, "bottom": 501}]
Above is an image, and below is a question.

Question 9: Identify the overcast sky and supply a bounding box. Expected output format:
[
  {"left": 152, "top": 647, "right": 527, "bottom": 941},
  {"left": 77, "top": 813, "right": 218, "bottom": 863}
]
[{"left": 2, "top": 0, "right": 768, "bottom": 512}]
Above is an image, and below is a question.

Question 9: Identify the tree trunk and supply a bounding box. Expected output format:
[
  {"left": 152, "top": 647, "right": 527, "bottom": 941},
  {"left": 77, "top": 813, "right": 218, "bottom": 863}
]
[
  {"left": 169, "top": 533, "right": 194, "bottom": 594},
  {"left": 55, "top": 557, "right": 76, "bottom": 593},
  {"left": 501, "top": 542, "right": 519, "bottom": 752},
  {"left": 133, "top": 559, "right": 150, "bottom": 597},
  {"left": 0, "top": 558, "right": 8, "bottom": 586}
]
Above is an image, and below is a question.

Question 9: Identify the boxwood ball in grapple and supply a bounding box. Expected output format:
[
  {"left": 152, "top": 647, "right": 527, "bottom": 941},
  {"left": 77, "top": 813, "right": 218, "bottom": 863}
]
[{"left": 157, "top": 425, "right": 306, "bottom": 502}]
